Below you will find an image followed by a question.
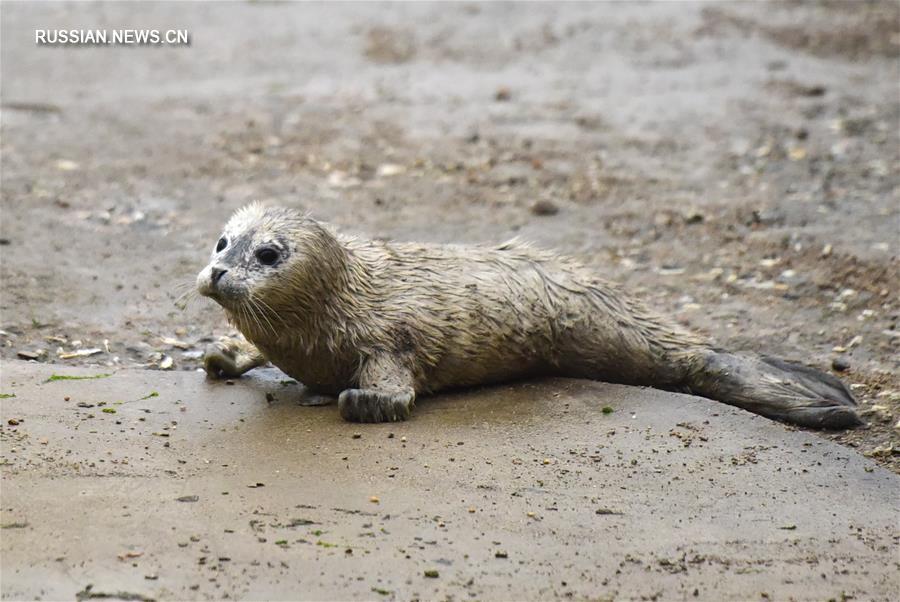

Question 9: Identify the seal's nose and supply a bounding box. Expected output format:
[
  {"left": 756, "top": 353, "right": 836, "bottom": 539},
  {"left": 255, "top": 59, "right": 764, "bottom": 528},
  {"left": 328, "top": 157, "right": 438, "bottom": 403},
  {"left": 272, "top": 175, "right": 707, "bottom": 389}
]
[{"left": 211, "top": 267, "right": 228, "bottom": 286}]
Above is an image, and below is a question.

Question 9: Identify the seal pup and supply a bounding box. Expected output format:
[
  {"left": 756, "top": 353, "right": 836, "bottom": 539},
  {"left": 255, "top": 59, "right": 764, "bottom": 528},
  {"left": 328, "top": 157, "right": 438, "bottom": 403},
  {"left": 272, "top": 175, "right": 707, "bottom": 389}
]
[{"left": 196, "top": 203, "right": 861, "bottom": 428}]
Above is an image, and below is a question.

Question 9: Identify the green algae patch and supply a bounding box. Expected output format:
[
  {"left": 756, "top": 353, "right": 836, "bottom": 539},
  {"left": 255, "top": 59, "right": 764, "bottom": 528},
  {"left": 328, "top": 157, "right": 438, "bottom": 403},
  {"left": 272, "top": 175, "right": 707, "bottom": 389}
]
[{"left": 46, "top": 373, "right": 112, "bottom": 383}]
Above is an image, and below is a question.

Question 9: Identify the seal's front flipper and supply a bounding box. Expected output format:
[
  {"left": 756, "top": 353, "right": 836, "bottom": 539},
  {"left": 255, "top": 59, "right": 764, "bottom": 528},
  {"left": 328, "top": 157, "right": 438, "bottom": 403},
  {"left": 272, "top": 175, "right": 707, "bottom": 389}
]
[
  {"left": 203, "top": 337, "right": 267, "bottom": 379},
  {"left": 337, "top": 353, "right": 416, "bottom": 422},
  {"left": 338, "top": 388, "right": 415, "bottom": 422},
  {"left": 687, "top": 350, "right": 862, "bottom": 429}
]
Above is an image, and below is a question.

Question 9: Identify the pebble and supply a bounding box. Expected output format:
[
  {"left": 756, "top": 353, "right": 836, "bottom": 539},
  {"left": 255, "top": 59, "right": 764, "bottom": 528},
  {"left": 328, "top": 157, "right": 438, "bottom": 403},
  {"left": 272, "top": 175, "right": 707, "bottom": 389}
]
[
  {"left": 376, "top": 164, "right": 406, "bottom": 177},
  {"left": 831, "top": 356, "right": 851, "bottom": 372},
  {"left": 530, "top": 200, "right": 559, "bottom": 216}
]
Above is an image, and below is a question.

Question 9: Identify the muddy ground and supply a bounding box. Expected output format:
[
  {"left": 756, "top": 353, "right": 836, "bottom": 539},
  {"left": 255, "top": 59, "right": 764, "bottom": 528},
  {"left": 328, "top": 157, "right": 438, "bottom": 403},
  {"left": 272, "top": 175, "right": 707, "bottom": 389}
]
[{"left": 3, "top": 1, "right": 897, "bottom": 468}]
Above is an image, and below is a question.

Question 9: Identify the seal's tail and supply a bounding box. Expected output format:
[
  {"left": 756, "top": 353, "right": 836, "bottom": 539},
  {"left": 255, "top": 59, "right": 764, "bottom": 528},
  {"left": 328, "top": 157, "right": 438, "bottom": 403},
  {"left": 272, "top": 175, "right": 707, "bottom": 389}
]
[{"left": 684, "top": 350, "right": 862, "bottom": 429}]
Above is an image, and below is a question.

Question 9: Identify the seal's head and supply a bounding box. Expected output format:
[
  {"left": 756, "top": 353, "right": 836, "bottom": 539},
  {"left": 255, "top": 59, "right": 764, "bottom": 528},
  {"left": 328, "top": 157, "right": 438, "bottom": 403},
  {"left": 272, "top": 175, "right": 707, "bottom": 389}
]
[{"left": 196, "top": 203, "right": 334, "bottom": 311}]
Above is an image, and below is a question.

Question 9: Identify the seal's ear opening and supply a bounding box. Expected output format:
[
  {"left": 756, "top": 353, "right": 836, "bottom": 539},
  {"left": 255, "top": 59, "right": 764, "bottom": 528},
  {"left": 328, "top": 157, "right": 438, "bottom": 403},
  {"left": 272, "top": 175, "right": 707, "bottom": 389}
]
[{"left": 687, "top": 350, "right": 861, "bottom": 429}]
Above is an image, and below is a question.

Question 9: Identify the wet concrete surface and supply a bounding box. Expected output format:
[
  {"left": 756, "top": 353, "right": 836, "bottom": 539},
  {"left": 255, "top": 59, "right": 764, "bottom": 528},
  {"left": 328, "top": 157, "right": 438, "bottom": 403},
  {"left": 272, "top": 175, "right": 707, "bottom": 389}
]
[{"left": 1, "top": 360, "right": 898, "bottom": 601}]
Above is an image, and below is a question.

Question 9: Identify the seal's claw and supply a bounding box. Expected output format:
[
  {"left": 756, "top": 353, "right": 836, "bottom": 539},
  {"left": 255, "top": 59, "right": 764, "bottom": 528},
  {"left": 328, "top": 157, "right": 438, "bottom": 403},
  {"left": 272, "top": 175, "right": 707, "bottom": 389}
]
[
  {"left": 338, "top": 388, "right": 414, "bottom": 423},
  {"left": 202, "top": 338, "right": 266, "bottom": 379},
  {"left": 203, "top": 342, "right": 241, "bottom": 378}
]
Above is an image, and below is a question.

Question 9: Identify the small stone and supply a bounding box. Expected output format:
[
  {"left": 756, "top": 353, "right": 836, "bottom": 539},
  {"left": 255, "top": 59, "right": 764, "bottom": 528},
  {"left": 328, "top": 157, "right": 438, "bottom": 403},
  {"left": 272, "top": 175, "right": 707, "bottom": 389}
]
[
  {"left": 376, "top": 163, "right": 406, "bottom": 177},
  {"left": 424, "top": 569, "right": 439, "bottom": 578},
  {"left": 16, "top": 350, "right": 42, "bottom": 361},
  {"left": 530, "top": 200, "right": 559, "bottom": 216},
  {"left": 495, "top": 550, "right": 508, "bottom": 558},
  {"left": 352, "top": 433, "right": 362, "bottom": 439},
  {"left": 494, "top": 87, "right": 511, "bottom": 101},
  {"left": 682, "top": 210, "right": 704, "bottom": 224},
  {"left": 55, "top": 159, "right": 80, "bottom": 171},
  {"left": 831, "top": 356, "right": 851, "bottom": 372},
  {"left": 58, "top": 348, "right": 102, "bottom": 359},
  {"left": 788, "top": 147, "right": 807, "bottom": 161},
  {"left": 369, "top": 496, "right": 380, "bottom": 504},
  {"left": 176, "top": 495, "right": 199, "bottom": 503},
  {"left": 7, "top": 419, "right": 20, "bottom": 426}
]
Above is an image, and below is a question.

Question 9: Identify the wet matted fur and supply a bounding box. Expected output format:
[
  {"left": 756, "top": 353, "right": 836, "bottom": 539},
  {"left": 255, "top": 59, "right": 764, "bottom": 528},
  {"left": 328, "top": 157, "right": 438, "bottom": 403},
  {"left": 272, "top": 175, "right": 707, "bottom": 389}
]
[{"left": 196, "top": 203, "right": 860, "bottom": 428}]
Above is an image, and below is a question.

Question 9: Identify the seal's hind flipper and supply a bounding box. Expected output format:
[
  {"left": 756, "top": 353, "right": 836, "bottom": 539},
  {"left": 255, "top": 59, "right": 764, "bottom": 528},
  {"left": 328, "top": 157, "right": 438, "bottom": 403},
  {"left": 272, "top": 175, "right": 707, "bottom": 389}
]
[{"left": 687, "top": 350, "right": 862, "bottom": 429}]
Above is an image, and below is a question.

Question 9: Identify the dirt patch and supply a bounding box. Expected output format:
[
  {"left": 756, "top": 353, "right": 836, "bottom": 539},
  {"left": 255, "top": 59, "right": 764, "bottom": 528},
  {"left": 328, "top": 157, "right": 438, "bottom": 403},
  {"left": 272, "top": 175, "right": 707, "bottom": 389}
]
[
  {"left": 364, "top": 26, "right": 417, "bottom": 64},
  {"left": 700, "top": 2, "right": 900, "bottom": 60}
]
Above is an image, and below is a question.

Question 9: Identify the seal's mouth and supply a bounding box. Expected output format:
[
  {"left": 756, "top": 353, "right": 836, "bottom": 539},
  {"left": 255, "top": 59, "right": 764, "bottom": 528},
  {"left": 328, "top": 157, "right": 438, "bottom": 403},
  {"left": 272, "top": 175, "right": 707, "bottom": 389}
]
[
  {"left": 196, "top": 265, "right": 218, "bottom": 298},
  {"left": 196, "top": 264, "right": 241, "bottom": 305}
]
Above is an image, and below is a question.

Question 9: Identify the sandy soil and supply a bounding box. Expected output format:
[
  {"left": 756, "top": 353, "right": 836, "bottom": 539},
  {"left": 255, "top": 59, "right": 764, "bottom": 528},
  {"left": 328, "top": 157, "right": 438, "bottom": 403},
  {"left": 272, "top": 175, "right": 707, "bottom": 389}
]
[{"left": 1, "top": 4, "right": 898, "bottom": 462}]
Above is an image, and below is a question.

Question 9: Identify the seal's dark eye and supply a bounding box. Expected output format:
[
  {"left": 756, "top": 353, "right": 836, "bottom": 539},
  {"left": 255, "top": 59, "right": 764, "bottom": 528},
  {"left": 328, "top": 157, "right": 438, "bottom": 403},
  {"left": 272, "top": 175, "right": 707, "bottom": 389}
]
[
  {"left": 256, "top": 247, "right": 279, "bottom": 266},
  {"left": 215, "top": 237, "right": 227, "bottom": 252}
]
